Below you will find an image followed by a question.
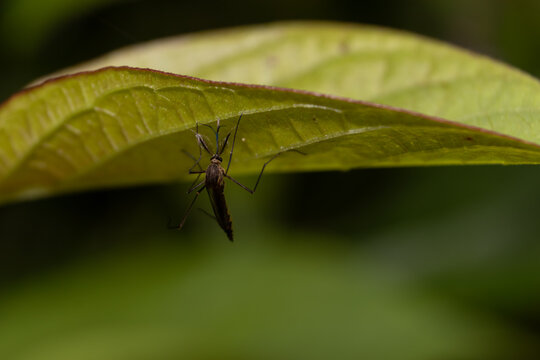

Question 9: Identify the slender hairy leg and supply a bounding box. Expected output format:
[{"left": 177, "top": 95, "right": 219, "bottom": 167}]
[
  {"left": 181, "top": 147, "right": 205, "bottom": 194},
  {"left": 188, "top": 178, "right": 205, "bottom": 194},
  {"left": 225, "top": 113, "right": 243, "bottom": 175},
  {"left": 201, "top": 118, "right": 223, "bottom": 154},
  {"left": 170, "top": 185, "right": 207, "bottom": 230},
  {"left": 195, "top": 121, "right": 213, "bottom": 155},
  {"left": 219, "top": 131, "right": 232, "bottom": 156},
  {"left": 183, "top": 149, "right": 204, "bottom": 174},
  {"left": 184, "top": 121, "right": 213, "bottom": 172},
  {"left": 226, "top": 149, "right": 306, "bottom": 194},
  {"left": 225, "top": 152, "right": 282, "bottom": 194}
]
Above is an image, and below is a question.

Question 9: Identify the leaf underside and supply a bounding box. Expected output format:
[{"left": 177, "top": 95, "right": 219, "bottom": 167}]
[{"left": 1, "top": 22, "right": 540, "bottom": 204}]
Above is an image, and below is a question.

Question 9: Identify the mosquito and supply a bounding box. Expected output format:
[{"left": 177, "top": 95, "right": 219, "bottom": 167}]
[{"left": 169, "top": 114, "right": 296, "bottom": 241}]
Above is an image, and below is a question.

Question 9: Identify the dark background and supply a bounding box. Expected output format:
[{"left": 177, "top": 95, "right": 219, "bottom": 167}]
[{"left": 1, "top": 0, "right": 540, "bottom": 358}]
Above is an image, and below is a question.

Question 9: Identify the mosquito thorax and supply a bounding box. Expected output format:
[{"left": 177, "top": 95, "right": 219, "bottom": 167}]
[{"left": 211, "top": 155, "right": 223, "bottom": 163}]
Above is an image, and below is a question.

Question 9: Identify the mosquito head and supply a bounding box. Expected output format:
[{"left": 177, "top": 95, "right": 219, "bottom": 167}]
[{"left": 211, "top": 154, "right": 223, "bottom": 163}]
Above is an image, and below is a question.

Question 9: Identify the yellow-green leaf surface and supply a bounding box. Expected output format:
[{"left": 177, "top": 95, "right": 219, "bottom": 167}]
[
  {"left": 2, "top": 21, "right": 540, "bottom": 205},
  {"left": 2, "top": 67, "right": 540, "bottom": 205},
  {"left": 48, "top": 22, "right": 540, "bottom": 145}
]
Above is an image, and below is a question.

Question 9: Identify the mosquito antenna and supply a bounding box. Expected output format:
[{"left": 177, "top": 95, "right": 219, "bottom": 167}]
[{"left": 225, "top": 113, "right": 243, "bottom": 175}]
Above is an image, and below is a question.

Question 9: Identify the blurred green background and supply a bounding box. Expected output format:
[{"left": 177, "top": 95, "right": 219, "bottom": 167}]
[{"left": 2, "top": 0, "right": 540, "bottom": 358}]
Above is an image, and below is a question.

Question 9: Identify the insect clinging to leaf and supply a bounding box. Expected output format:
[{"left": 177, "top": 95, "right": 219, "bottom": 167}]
[{"left": 169, "top": 114, "right": 302, "bottom": 241}]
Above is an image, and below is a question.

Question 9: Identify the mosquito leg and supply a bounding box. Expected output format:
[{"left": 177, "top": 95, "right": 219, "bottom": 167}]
[
  {"left": 188, "top": 178, "right": 205, "bottom": 194},
  {"left": 183, "top": 149, "right": 204, "bottom": 173},
  {"left": 194, "top": 121, "right": 213, "bottom": 156},
  {"left": 186, "top": 174, "right": 201, "bottom": 194},
  {"left": 171, "top": 185, "right": 207, "bottom": 230},
  {"left": 219, "top": 131, "right": 232, "bottom": 156},
  {"left": 201, "top": 119, "right": 222, "bottom": 154},
  {"left": 225, "top": 113, "right": 243, "bottom": 175},
  {"left": 225, "top": 152, "right": 280, "bottom": 194},
  {"left": 225, "top": 174, "right": 254, "bottom": 194},
  {"left": 215, "top": 118, "right": 221, "bottom": 153},
  {"left": 225, "top": 149, "right": 306, "bottom": 194}
]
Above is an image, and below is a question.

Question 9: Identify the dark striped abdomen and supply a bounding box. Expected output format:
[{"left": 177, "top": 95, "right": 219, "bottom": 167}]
[{"left": 205, "top": 163, "right": 233, "bottom": 241}]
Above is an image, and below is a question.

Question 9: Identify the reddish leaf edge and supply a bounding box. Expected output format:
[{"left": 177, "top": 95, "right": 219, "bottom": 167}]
[{"left": 2, "top": 65, "right": 540, "bottom": 150}]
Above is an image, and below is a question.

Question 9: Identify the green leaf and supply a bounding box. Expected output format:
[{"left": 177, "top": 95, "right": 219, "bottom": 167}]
[
  {"left": 48, "top": 21, "right": 540, "bottom": 145},
  {"left": 2, "top": 67, "right": 540, "bottom": 205},
  {"left": 3, "top": 22, "right": 540, "bottom": 205}
]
